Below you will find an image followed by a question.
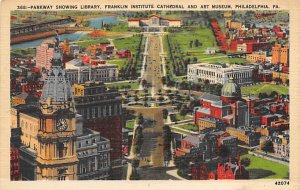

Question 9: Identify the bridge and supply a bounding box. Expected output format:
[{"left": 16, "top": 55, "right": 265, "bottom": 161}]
[
  {"left": 11, "top": 17, "right": 76, "bottom": 35},
  {"left": 56, "top": 27, "right": 96, "bottom": 32}
]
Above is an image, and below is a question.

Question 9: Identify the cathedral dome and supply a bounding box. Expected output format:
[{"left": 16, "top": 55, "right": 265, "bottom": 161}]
[{"left": 221, "top": 78, "right": 241, "bottom": 98}]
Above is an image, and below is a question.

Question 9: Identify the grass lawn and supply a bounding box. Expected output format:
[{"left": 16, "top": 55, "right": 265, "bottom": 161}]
[
  {"left": 176, "top": 114, "right": 193, "bottom": 121},
  {"left": 169, "top": 26, "right": 217, "bottom": 52},
  {"left": 241, "top": 154, "right": 289, "bottom": 179},
  {"left": 241, "top": 83, "right": 289, "bottom": 95},
  {"left": 176, "top": 124, "right": 198, "bottom": 132},
  {"left": 106, "top": 81, "right": 139, "bottom": 90},
  {"left": 107, "top": 58, "right": 127, "bottom": 69},
  {"left": 74, "top": 36, "right": 110, "bottom": 48},
  {"left": 126, "top": 120, "right": 135, "bottom": 129},
  {"left": 110, "top": 22, "right": 142, "bottom": 33},
  {"left": 164, "top": 25, "right": 248, "bottom": 74},
  {"left": 11, "top": 48, "right": 36, "bottom": 58},
  {"left": 113, "top": 35, "right": 141, "bottom": 54}
]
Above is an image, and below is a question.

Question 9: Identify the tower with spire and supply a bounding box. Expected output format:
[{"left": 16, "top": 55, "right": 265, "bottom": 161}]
[{"left": 37, "top": 34, "right": 79, "bottom": 180}]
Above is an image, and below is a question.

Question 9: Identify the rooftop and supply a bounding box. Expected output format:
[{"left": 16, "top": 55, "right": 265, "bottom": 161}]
[
  {"left": 194, "top": 107, "right": 211, "bottom": 115},
  {"left": 183, "top": 135, "right": 199, "bottom": 146},
  {"left": 199, "top": 93, "right": 221, "bottom": 102}
]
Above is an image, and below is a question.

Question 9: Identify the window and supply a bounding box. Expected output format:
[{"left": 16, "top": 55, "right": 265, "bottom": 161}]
[
  {"left": 78, "top": 142, "right": 81, "bottom": 148},
  {"left": 92, "top": 107, "right": 96, "bottom": 118},
  {"left": 86, "top": 140, "right": 89, "bottom": 145},
  {"left": 58, "top": 176, "right": 66, "bottom": 180},
  {"left": 58, "top": 143, "right": 66, "bottom": 158},
  {"left": 57, "top": 169, "right": 67, "bottom": 180}
]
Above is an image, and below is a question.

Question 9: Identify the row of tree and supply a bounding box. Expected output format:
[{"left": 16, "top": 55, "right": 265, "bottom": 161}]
[
  {"left": 163, "top": 125, "right": 172, "bottom": 166},
  {"left": 119, "top": 34, "right": 144, "bottom": 80},
  {"left": 130, "top": 113, "right": 145, "bottom": 180}
]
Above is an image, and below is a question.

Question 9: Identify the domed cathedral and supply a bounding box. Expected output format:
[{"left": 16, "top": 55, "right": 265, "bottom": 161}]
[
  {"left": 221, "top": 77, "right": 242, "bottom": 104},
  {"left": 194, "top": 77, "right": 249, "bottom": 129}
]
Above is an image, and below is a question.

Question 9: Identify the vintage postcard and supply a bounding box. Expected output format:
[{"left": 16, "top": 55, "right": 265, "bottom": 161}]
[{"left": 0, "top": 0, "right": 299, "bottom": 189}]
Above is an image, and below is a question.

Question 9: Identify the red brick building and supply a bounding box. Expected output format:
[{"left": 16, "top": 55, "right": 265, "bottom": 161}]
[
  {"left": 261, "top": 115, "right": 278, "bottom": 126},
  {"left": 194, "top": 78, "right": 249, "bottom": 128},
  {"left": 191, "top": 158, "right": 249, "bottom": 180},
  {"left": 229, "top": 37, "right": 273, "bottom": 53},
  {"left": 117, "top": 49, "right": 131, "bottom": 58},
  {"left": 252, "top": 68, "right": 273, "bottom": 82},
  {"left": 21, "top": 81, "right": 44, "bottom": 93},
  {"left": 10, "top": 147, "right": 20, "bottom": 181}
]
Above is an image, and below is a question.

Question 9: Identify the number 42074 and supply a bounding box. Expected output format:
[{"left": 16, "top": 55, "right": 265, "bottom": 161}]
[{"left": 275, "top": 181, "right": 289, "bottom": 185}]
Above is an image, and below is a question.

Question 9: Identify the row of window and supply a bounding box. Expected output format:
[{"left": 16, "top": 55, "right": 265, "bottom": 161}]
[
  {"left": 20, "top": 120, "right": 38, "bottom": 133},
  {"left": 80, "top": 161, "right": 108, "bottom": 174},
  {"left": 77, "top": 104, "right": 121, "bottom": 119}
]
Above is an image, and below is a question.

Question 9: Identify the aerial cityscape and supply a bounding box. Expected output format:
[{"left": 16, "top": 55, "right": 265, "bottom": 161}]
[{"left": 10, "top": 10, "right": 289, "bottom": 180}]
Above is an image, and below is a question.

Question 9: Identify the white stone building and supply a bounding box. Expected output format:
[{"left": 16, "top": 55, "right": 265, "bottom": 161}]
[
  {"left": 187, "top": 62, "right": 254, "bottom": 85},
  {"left": 65, "top": 59, "right": 118, "bottom": 84},
  {"left": 128, "top": 14, "right": 181, "bottom": 28}
]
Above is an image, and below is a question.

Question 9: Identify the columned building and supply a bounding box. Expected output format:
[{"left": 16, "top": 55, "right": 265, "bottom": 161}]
[
  {"left": 65, "top": 59, "right": 118, "bottom": 85},
  {"left": 128, "top": 14, "right": 181, "bottom": 28},
  {"left": 187, "top": 63, "right": 253, "bottom": 85}
]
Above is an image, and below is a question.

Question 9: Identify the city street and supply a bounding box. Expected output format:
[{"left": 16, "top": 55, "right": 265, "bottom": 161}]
[
  {"left": 125, "top": 33, "right": 180, "bottom": 179},
  {"left": 127, "top": 107, "right": 165, "bottom": 167},
  {"left": 142, "top": 34, "right": 164, "bottom": 96}
]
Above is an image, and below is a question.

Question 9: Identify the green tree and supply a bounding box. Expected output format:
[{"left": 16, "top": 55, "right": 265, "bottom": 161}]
[
  {"left": 141, "top": 79, "right": 147, "bottom": 88},
  {"left": 270, "top": 91, "right": 278, "bottom": 98},
  {"left": 163, "top": 125, "right": 172, "bottom": 161},
  {"left": 261, "top": 140, "right": 274, "bottom": 155},
  {"left": 179, "top": 105, "right": 188, "bottom": 119},
  {"left": 258, "top": 92, "right": 268, "bottom": 99},
  {"left": 189, "top": 40, "right": 193, "bottom": 48},
  {"left": 162, "top": 109, "right": 169, "bottom": 120},
  {"left": 137, "top": 113, "right": 144, "bottom": 127},
  {"left": 216, "top": 144, "right": 230, "bottom": 158},
  {"left": 241, "top": 157, "right": 251, "bottom": 167}
]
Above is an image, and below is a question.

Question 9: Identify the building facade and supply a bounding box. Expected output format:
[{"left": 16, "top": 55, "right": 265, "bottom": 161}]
[
  {"left": 75, "top": 114, "right": 111, "bottom": 180},
  {"left": 198, "top": 117, "right": 227, "bottom": 131},
  {"left": 128, "top": 14, "right": 181, "bottom": 28},
  {"left": 226, "top": 127, "right": 260, "bottom": 147},
  {"left": 36, "top": 40, "right": 55, "bottom": 75},
  {"left": 246, "top": 51, "right": 267, "bottom": 63},
  {"left": 273, "top": 133, "right": 289, "bottom": 160},
  {"left": 187, "top": 63, "right": 253, "bottom": 85},
  {"left": 65, "top": 59, "right": 118, "bottom": 84},
  {"left": 272, "top": 71, "right": 289, "bottom": 83},
  {"left": 272, "top": 43, "right": 289, "bottom": 66},
  {"left": 16, "top": 37, "right": 79, "bottom": 180},
  {"left": 72, "top": 81, "right": 123, "bottom": 179}
]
